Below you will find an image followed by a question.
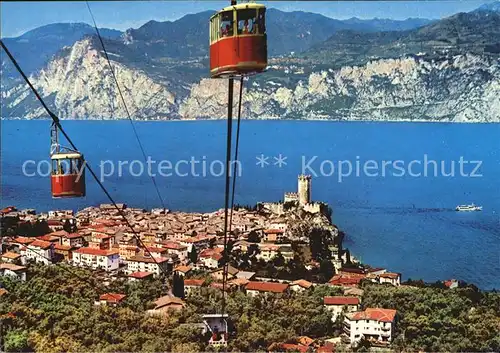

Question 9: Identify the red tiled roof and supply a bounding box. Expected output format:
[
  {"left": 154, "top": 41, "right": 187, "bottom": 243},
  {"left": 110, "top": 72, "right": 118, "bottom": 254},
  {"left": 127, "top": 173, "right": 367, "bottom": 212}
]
[
  {"left": 366, "top": 267, "right": 386, "bottom": 273},
  {"left": 29, "top": 240, "right": 53, "bottom": 249},
  {"left": 1, "top": 206, "right": 16, "bottom": 214},
  {"left": 444, "top": 279, "right": 458, "bottom": 288},
  {"left": 48, "top": 230, "right": 69, "bottom": 237},
  {"left": 160, "top": 241, "right": 187, "bottom": 250},
  {"left": 66, "top": 233, "right": 83, "bottom": 239},
  {"left": 291, "top": 279, "right": 313, "bottom": 289},
  {"left": 229, "top": 278, "right": 249, "bottom": 286},
  {"left": 54, "top": 244, "right": 73, "bottom": 251},
  {"left": 246, "top": 281, "right": 288, "bottom": 293},
  {"left": 47, "top": 220, "right": 62, "bottom": 226},
  {"left": 317, "top": 342, "right": 335, "bottom": 353},
  {"left": 0, "top": 263, "right": 27, "bottom": 271},
  {"left": 174, "top": 265, "right": 192, "bottom": 273},
  {"left": 329, "top": 274, "right": 364, "bottom": 286},
  {"left": 298, "top": 336, "right": 314, "bottom": 347},
  {"left": 128, "top": 255, "right": 169, "bottom": 264},
  {"left": 280, "top": 344, "right": 308, "bottom": 353},
  {"left": 379, "top": 272, "right": 400, "bottom": 279},
  {"left": 211, "top": 253, "right": 223, "bottom": 261},
  {"left": 184, "top": 279, "right": 205, "bottom": 286},
  {"left": 324, "top": 296, "right": 360, "bottom": 306},
  {"left": 338, "top": 268, "right": 367, "bottom": 276},
  {"left": 146, "top": 246, "right": 168, "bottom": 254},
  {"left": 210, "top": 282, "right": 231, "bottom": 291},
  {"left": 153, "top": 295, "right": 185, "bottom": 309},
  {"left": 127, "top": 271, "right": 154, "bottom": 279},
  {"left": 350, "top": 308, "right": 397, "bottom": 323},
  {"left": 1, "top": 252, "right": 21, "bottom": 259},
  {"left": 36, "top": 235, "right": 57, "bottom": 242},
  {"left": 93, "top": 233, "right": 112, "bottom": 239},
  {"left": 13, "top": 237, "right": 34, "bottom": 245},
  {"left": 75, "top": 247, "right": 119, "bottom": 257},
  {"left": 264, "top": 229, "right": 284, "bottom": 234},
  {"left": 121, "top": 245, "right": 139, "bottom": 251},
  {"left": 99, "top": 293, "right": 126, "bottom": 303}
]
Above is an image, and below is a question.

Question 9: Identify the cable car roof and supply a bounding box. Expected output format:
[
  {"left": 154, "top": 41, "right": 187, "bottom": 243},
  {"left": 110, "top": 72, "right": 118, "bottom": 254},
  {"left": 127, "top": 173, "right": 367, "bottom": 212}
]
[
  {"left": 210, "top": 2, "right": 266, "bottom": 20},
  {"left": 51, "top": 152, "right": 83, "bottom": 160}
]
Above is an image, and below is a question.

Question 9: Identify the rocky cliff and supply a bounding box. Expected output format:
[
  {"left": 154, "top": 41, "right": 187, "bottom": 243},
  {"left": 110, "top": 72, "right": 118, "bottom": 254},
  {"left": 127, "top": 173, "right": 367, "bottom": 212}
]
[
  {"left": 180, "top": 54, "right": 499, "bottom": 122},
  {"left": 2, "top": 41, "right": 498, "bottom": 122},
  {"left": 1, "top": 38, "right": 177, "bottom": 120}
]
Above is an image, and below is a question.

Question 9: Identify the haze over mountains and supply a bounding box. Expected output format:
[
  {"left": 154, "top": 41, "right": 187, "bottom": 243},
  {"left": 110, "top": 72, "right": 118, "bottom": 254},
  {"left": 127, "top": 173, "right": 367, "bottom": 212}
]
[{"left": 1, "top": 3, "right": 499, "bottom": 122}]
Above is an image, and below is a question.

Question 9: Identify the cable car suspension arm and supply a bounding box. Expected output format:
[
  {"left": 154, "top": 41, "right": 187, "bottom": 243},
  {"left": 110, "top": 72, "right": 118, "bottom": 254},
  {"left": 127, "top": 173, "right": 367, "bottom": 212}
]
[{"left": 0, "top": 39, "right": 168, "bottom": 277}]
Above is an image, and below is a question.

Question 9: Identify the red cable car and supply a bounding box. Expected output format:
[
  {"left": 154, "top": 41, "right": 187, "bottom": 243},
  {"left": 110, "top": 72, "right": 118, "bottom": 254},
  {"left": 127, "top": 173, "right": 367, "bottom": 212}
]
[
  {"left": 209, "top": 2, "right": 267, "bottom": 78},
  {"left": 50, "top": 123, "right": 86, "bottom": 198}
]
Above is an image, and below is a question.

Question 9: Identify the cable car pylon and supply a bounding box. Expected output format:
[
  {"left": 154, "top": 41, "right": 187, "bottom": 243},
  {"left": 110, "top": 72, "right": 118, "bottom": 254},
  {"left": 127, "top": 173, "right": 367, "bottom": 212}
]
[{"left": 209, "top": 0, "right": 268, "bottom": 345}]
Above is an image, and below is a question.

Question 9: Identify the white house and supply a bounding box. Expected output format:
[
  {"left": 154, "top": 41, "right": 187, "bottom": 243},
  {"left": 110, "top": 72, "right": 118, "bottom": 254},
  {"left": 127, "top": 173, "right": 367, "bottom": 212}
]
[
  {"left": 158, "top": 241, "right": 188, "bottom": 262},
  {"left": 0, "top": 263, "right": 27, "bottom": 281},
  {"left": 26, "top": 240, "right": 55, "bottom": 265},
  {"left": 184, "top": 278, "right": 205, "bottom": 297},
  {"left": 256, "top": 244, "right": 279, "bottom": 261},
  {"left": 125, "top": 255, "right": 170, "bottom": 276},
  {"left": 378, "top": 272, "right": 401, "bottom": 286},
  {"left": 323, "top": 296, "right": 360, "bottom": 322},
  {"left": 344, "top": 308, "right": 397, "bottom": 346},
  {"left": 290, "top": 279, "right": 313, "bottom": 292},
  {"left": 245, "top": 281, "right": 289, "bottom": 297},
  {"left": 72, "top": 247, "right": 120, "bottom": 271},
  {"left": 199, "top": 251, "right": 222, "bottom": 269}
]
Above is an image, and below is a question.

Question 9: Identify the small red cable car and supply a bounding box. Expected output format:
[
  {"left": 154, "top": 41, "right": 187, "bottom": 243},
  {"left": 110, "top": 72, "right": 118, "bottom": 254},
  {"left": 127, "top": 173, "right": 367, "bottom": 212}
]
[
  {"left": 50, "top": 123, "right": 86, "bottom": 198},
  {"left": 209, "top": 2, "right": 267, "bottom": 78},
  {"left": 51, "top": 152, "right": 86, "bottom": 198}
]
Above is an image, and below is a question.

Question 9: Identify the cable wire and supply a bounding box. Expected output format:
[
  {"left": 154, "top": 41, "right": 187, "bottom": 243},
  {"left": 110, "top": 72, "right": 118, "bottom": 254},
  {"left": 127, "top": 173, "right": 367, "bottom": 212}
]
[
  {"left": 0, "top": 39, "right": 168, "bottom": 278},
  {"left": 221, "top": 78, "right": 234, "bottom": 318},
  {"left": 85, "top": 1, "right": 167, "bottom": 211},
  {"left": 228, "top": 77, "right": 244, "bottom": 233}
]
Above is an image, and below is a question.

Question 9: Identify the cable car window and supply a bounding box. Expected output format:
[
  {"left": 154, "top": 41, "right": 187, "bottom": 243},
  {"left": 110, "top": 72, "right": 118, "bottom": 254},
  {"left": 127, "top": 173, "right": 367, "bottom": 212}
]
[
  {"left": 210, "top": 18, "right": 213, "bottom": 43},
  {"left": 52, "top": 160, "right": 58, "bottom": 174},
  {"left": 257, "top": 8, "right": 266, "bottom": 34},
  {"left": 219, "top": 11, "right": 233, "bottom": 37},
  {"left": 237, "top": 9, "right": 257, "bottom": 35},
  {"left": 77, "top": 158, "right": 83, "bottom": 173},
  {"left": 61, "top": 159, "right": 70, "bottom": 175},
  {"left": 71, "top": 159, "right": 79, "bottom": 174},
  {"left": 215, "top": 16, "right": 220, "bottom": 41}
]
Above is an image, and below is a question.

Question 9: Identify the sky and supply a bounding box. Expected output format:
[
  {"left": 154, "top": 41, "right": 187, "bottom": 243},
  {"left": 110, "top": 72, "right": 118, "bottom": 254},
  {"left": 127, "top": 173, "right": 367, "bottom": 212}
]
[{"left": 1, "top": 0, "right": 496, "bottom": 38}]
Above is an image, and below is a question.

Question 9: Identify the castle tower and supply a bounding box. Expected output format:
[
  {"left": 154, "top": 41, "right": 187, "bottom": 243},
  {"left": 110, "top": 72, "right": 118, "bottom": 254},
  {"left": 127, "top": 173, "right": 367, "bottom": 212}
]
[{"left": 297, "top": 175, "right": 311, "bottom": 206}]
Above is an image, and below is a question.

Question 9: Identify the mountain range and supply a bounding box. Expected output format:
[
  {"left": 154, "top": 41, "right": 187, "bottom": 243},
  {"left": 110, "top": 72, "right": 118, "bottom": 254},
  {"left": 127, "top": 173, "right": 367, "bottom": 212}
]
[{"left": 1, "top": 2, "right": 499, "bottom": 122}]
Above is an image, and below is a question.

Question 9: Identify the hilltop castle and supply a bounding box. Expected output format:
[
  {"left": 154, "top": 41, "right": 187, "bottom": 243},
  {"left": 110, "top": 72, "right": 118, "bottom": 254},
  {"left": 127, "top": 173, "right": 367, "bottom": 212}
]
[
  {"left": 260, "top": 175, "right": 324, "bottom": 215},
  {"left": 284, "top": 174, "right": 312, "bottom": 206}
]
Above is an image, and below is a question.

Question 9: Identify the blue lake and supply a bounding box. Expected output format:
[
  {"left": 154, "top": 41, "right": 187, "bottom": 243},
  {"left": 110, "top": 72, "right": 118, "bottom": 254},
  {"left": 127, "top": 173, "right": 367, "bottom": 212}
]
[{"left": 1, "top": 120, "right": 499, "bottom": 289}]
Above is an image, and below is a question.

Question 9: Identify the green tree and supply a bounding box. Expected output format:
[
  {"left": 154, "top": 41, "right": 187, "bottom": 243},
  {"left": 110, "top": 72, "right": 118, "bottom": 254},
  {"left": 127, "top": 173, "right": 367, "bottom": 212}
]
[
  {"left": 318, "top": 260, "right": 335, "bottom": 283},
  {"left": 62, "top": 219, "right": 76, "bottom": 233},
  {"left": 309, "top": 228, "right": 332, "bottom": 261},
  {"left": 189, "top": 247, "right": 198, "bottom": 264},
  {"left": 272, "top": 251, "right": 286, "bottom": 267},
  {"left": 172, "top": 272, "right": 185, "bottom": 298},
  {"left": 247, "top": 230, "right": 261, "bottom": 243}
]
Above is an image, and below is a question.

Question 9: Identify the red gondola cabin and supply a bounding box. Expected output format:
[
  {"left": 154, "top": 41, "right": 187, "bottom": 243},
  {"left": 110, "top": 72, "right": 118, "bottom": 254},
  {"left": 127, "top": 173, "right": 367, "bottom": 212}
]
[
  {"left": 209, "top": 2, "right": 267, "bottom": 78},
  {"left": 51, "top": 152, "right": 86, "bottom": 198}
]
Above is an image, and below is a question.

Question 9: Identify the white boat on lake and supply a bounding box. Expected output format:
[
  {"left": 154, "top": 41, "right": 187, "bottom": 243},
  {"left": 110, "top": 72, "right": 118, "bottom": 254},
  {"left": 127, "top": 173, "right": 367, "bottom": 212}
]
[{"left": 455, "top": 203, "right": 482, "bottom": 212}]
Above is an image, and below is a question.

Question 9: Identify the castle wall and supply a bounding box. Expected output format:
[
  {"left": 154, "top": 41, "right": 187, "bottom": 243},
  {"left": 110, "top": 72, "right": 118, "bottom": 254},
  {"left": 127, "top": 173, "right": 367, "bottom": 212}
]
[{"left": 303, "top": 203, "right": 321, "bottom": 214}]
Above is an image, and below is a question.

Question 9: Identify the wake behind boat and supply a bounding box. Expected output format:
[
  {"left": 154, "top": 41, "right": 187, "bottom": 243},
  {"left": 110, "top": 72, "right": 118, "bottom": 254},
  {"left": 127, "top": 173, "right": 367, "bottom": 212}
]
[{"left": 456, "top": 203, "right": 482, "bottom": 212}]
